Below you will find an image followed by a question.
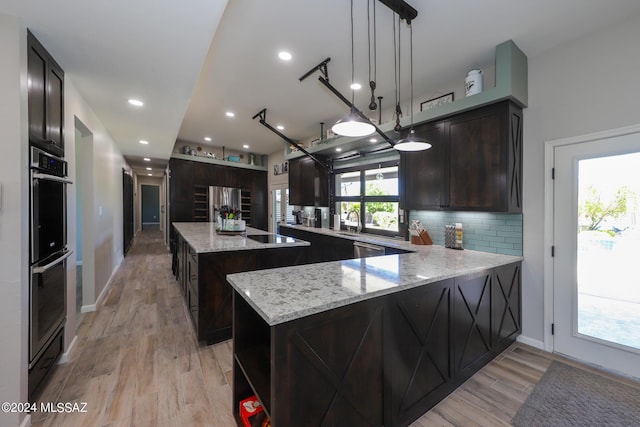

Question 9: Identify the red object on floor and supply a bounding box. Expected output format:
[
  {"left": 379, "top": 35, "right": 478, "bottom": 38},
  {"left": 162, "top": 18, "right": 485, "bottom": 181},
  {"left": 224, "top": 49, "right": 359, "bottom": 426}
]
[{"left": 239, "top": 396, "right": 269, "bottom": 427}]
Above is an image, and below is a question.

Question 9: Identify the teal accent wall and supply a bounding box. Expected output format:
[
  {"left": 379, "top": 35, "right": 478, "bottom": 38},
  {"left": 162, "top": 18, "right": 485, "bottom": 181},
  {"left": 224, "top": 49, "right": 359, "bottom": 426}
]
[{"left": 409, "top": 211, "right": 522, "bottom": 256}]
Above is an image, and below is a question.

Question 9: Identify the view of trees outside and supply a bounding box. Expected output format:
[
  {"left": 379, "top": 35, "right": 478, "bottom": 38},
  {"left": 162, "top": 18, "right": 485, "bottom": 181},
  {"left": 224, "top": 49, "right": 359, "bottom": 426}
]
[
  {"left": 336, "top": 167, "right": 399, "bottom": 232},
  {"left": 577, "top": 152, "right": 640, "bottom": 350}
]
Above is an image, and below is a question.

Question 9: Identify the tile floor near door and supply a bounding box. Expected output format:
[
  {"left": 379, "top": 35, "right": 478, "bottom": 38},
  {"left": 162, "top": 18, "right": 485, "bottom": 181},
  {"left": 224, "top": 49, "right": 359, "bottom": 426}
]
[{"left": 30, "top": 230, "right": 639, "bottom": 427}]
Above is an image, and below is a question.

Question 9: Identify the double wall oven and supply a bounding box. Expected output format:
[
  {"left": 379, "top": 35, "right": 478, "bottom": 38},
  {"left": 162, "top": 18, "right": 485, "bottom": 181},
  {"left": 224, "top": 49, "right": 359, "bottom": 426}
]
[{"left": 29, "top": 146, "right": 71, "bottom": 395}]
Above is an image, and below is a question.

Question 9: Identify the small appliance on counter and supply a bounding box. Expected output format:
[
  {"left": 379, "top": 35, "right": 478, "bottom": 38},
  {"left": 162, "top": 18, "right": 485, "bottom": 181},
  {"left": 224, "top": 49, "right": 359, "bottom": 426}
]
[
  {"left": 445, "top": 223, "right": 463, "bottom": 249},
  {"left": 314, "top": 208, "right": 322, "bottom": 228},
  {"left": 292, "top": 210, "right": 304, "bottom": 225}
]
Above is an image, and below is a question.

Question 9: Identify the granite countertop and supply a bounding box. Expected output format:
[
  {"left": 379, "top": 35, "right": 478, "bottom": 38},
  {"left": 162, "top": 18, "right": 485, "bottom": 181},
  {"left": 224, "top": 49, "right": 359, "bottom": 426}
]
[
  {"left": 173, "top": 222, "right": 310, "bottom": 253},
  {"left": 227, "top": 245, "right": 522, "bottom": 326},
  {"left": 278, "top": 223, "right": 414, "bottom": 251}
]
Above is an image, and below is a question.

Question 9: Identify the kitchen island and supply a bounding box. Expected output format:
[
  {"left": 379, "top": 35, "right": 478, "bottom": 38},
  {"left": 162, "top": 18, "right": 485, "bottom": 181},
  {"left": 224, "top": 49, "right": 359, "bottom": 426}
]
[
  {"left": 172, "top": 222, "right": 310, "bottom": 344},
  {"left": 227, "top": 245, "right": 522, "bottom": 427}
]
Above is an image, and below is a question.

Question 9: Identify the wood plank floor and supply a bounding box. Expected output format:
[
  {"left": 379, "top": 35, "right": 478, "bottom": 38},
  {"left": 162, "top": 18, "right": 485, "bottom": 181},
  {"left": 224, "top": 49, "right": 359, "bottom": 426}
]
[{"left": 30, "top": 229, "right": 640, "bottom": 427}]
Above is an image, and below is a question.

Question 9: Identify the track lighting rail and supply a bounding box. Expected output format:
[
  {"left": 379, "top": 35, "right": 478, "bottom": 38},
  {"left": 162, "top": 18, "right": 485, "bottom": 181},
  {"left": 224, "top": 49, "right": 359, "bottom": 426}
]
[
  {"left": 252, "top": 108, "right": 329, "bottom": 170},
  {"left": 377, "top": 0, "right": 417, "bottom": 23}
]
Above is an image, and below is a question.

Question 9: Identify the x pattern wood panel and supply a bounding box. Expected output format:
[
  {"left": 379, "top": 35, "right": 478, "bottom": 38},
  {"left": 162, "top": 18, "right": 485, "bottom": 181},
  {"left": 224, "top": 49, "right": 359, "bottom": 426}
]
[
  {"left": 289, "top": 306, "right": 383, "bottom": 426},
  {"left": 395, "top": 286, "right": 451, "bottom": 414},
  {"left": 510, "top": 110, "right": 522, "bottom": 208},
  {"left": 495, "top": 265, "right": 521, "bottom": 344},
  {"left": 456, "top": 275, "right": 492, "bottom": 372}
]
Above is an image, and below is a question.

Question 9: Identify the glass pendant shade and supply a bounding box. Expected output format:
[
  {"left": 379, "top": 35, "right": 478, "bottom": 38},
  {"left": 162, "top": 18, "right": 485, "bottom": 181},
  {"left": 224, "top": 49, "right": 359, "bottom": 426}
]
[
  {"left": 394, "top": 129, "right": 432, "bottom": 151},
  {"left": 332, "top": 108, "right": 376, "bottom": 137}
]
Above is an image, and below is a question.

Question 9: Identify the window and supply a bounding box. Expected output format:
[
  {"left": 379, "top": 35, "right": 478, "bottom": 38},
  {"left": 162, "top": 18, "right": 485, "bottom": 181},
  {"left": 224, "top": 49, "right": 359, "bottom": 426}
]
[{"left": 334, "top": 161, "right": 400, "bottom": 236}]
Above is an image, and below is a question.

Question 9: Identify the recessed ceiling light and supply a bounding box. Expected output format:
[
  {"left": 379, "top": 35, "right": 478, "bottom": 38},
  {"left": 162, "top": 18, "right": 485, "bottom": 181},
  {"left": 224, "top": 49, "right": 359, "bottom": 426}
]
[
  {"left": 225, "top": 111, "right": 235, "bottom": 118},
  {"left": 278, "top": 51, "right": 292, "bottom": 61},
  {"left": 336, "top": 148, "right": 342, "bottom": 152},
  {"left": 139, "top": 140, "right": 149, "bottom": 145},
  {"left": 350, "top": 83, "right": 362, "bottom": 90},
  {"left": 146, "top": 167, "right": 152, "bottom": 171},
  {"left": 276, "top": 125, "right": 285, "bottom": 130},
  {"left": 204, "top": 137, "right": 212, "bottom": 142},
  {"left": 243, "top": 144, "right": 250, "bottom": 149},
  {"left": 143, "top": 158, "right": 150, "bottom": 161},
  {"left": 147, "top": 173, "right": 152, "bottom": 176},
  {"left": 369, "top": 138, "right": 378, "bottom": 143},
  {"left": 128, "top": 98, "right": 144, "bottom": 107}
]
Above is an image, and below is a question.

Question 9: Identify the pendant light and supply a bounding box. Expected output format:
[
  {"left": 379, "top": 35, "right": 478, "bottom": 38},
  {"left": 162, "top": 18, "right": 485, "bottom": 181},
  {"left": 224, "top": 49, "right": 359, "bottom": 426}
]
[
  {"left": 394, "top": 22, "right": 432, "bottom": 152},
  {"left": 332, "top": 0, "right": 376, "bottom": 138}
]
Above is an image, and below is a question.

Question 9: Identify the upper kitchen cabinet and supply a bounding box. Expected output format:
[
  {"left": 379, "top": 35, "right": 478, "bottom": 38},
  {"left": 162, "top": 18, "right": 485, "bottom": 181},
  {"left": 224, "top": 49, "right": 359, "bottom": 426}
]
[
  {"left": 28, "top": 31, "right": 64, "bottom": 158},
  {"left": 447, "top": 100, "right": 522, "bottom": 212},
  {"left": 401, "top": 122, "right": 448, "bottom": 210},
  {"left": 288, "top": 155, "right": 329, "bottom": 207},
  {"left": 402, "top": 100, "right": 522, "bottom": 213}
]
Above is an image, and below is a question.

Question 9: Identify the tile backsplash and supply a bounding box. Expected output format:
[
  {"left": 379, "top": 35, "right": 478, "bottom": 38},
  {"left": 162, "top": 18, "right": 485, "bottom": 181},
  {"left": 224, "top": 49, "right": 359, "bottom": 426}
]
[{"left": 409, "top": 211, "right": 522, "bottom": 256}]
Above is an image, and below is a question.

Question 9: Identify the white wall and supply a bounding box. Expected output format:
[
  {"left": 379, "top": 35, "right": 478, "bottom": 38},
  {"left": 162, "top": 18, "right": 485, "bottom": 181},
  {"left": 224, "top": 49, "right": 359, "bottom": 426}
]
[
  {"left": 0, "top": 14, "right": 29, "bottom": 427},
  {"left": 65, "top": 78, "right": 129, "bottom": 329},
  {"left": 522, "top": 13, "right": 640, "bottom": 345}
]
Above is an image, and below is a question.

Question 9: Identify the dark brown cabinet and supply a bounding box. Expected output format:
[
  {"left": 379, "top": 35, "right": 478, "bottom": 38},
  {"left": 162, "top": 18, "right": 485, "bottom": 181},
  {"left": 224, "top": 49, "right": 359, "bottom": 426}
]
[
  {"left": 169, "top": 158, "right": 268, "bottom": 236},
  {"left": 28, "top": 30, "right": 64, "bottom": 158},
  {"left": 288, "top": 155, "right": 329, "bottom": 207},
  {"left": 401, "top": 100, "right": 522, "bottom": 213},
  {"left": 401, "top": 122, "right": 448, "bottom": 210},
  {"left": 233, "top": 261, "right": 521, "bottom": 427}
]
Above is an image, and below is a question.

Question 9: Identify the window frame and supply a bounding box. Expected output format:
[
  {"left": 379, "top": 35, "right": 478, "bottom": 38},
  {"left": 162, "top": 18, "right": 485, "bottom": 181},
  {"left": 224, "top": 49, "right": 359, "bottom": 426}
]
[{"left": 333, "top": 160, "right": 401, "bottom": 238}]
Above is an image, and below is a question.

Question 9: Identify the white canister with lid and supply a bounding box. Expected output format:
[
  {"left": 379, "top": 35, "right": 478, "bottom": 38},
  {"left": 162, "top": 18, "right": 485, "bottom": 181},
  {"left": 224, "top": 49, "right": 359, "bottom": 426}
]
[{"left": 465, "top": 69, "right": 483, "bottom": 96}]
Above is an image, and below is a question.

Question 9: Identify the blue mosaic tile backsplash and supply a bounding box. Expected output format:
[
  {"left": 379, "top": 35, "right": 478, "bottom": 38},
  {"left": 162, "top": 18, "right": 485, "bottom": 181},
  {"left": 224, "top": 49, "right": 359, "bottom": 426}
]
[{"left": 409, "top": 211, "right": 523, "bottom": 256}]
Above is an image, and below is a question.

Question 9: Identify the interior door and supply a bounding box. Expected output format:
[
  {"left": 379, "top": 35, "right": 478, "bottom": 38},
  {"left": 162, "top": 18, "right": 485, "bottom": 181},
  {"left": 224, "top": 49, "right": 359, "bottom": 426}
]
[
  {"left": 553, "top": 130, "right": 640, "bottom": 378},
  {"left": 271, "top": 184, "right": 293, "bottom": 233}
]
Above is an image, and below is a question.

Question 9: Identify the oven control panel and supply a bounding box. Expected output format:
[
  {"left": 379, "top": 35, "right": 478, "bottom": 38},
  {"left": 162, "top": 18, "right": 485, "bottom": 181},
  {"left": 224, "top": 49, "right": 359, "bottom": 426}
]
[{"left": 31, "top": 146, "right": 67, "bottom": 177}]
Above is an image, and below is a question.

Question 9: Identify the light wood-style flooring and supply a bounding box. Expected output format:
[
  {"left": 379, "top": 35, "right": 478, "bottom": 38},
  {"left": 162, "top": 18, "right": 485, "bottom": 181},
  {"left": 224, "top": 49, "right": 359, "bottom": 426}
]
[{"left": 30, "top": 229, "right": 639, "bottom": 427}]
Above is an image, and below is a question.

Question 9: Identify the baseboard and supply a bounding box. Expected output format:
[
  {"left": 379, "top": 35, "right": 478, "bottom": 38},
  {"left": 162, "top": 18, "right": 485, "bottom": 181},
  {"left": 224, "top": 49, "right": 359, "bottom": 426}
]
[
  {"left": 79, "top": 256, "right": 123, "bottom": 314},
  {"left": 20, "top": 414, "right": 31, "bottom": 427},
  {"left": 517, "top": 335, "right": 545, "bottom": 350},
  {"left": 80, "top": 304, "right": 96, "bottom": 313},
  {"left": 58, "top": 335, "right": 77, "bottom": 364}
]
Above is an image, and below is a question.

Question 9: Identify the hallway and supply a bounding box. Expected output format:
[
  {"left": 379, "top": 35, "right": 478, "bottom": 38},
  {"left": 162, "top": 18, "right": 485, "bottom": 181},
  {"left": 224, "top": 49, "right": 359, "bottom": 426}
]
[
  {"left": 29, "top": 230, "right": 639, "bottom": 427},
  {"left": 31, "top": 230, "right": 237, "bottom": 427}
]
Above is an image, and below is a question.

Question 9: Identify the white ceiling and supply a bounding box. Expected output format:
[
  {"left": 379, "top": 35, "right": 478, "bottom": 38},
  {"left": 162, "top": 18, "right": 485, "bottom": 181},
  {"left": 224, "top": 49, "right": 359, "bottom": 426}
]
[{"left": 3, "top": 0, "right": 640, "bottom": 170}]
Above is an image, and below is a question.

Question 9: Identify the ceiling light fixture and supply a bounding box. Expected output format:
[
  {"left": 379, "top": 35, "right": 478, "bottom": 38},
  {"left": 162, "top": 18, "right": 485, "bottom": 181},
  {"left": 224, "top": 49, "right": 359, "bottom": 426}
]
[
  {"left": 276, "top": 125, "right": 285, "bottom": 130},
  {"left": 146, "top": 167, "right": 152, "bottom": 170},
  {"left": 143, "top": 157, "right": 150, "bottom": 161},
  {"left": 336, "top": 148, "right": 342, "bottom": 152},
  {"left": 394, "top": 21, "right": 431, "bottom": 152},
  {"left": 243, "top": 144, "right": 249, "bottom": 149},
  {"left": 128, "top": 98, "right": 143, "bottom": 107},
  {"left": 139, "top": 140, "right": 149, "bottom": 145},
  {"left": 350, "top": 82, "right": 362, "bottom": 90},
  {"left": 278, "top": 51, "right": 292, "bottom": 61},
  {"left": 148, "top": 173, "right": 152, "bottom": 176},
  {"left": 331, "top": 0, "right": 375, "bottom": 138},
  {"left": 369, "top": 138, "right": 378, "bottom": 143},
  {"left": 204, "top": 137, "right": 212, "bottom": 141},
  {"left": 225, "top": 111, "right": 235, "bottom": 117}
]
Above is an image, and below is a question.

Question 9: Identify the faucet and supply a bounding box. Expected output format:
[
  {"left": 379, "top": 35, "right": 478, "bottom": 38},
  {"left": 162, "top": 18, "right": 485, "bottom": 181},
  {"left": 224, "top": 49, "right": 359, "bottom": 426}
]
[{"left": 346, "top": 210, "right": 360, "bottom": 233}]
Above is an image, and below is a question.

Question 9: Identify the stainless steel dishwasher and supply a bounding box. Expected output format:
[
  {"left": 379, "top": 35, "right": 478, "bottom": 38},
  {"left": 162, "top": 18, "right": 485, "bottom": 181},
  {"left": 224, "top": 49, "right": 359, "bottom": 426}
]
[{"left": 353, "top": 241, "right": 386, "bottom": 258}]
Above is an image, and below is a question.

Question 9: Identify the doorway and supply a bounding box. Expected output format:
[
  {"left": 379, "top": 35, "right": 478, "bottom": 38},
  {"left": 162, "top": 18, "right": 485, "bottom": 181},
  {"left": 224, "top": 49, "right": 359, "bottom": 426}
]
[
  {"left": 141, "top": 184, "right": 160, "bottom": 230},
  {"left": 550, "top": 126, "right": 640, "bottom": 379},
  {"left": 270, "top": 184, "right": 293, "bottom": 233}
]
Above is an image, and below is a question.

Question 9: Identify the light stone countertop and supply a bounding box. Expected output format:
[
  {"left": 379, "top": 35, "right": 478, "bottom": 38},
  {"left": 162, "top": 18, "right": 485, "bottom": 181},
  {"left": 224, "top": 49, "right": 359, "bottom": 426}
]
[
  {"left": 227, "top": 244, "right": 522, "bottom": 326},
  {"left": 172, "top": 222, "right": 310, "bottom": 253},
  {"left": 278, "top": 223, "right": 416, "bottom": 251}
]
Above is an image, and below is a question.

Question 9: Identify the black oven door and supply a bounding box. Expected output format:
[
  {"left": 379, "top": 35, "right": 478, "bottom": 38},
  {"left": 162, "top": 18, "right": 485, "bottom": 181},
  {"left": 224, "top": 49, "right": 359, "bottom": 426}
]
[
  {"left": 29, "top": 250, "right": 71, "bottom": 366},
  {"left": 31, "top": 172, "right": 69, "bottom": 263}
]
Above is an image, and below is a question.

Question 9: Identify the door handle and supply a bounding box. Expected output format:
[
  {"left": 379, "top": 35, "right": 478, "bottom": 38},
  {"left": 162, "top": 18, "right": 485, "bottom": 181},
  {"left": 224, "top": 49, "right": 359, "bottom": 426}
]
[{"left": 33, "top": 250, "right": 73, "bottom": 274}]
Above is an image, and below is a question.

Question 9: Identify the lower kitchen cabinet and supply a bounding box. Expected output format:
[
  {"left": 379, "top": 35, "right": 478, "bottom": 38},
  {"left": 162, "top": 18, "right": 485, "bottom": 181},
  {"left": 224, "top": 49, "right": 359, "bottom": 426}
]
[
  {"left": 172, "top": 238, "right": 307, "bottom": 344},
  {"left": 233, "top": 262, "right": 521, "bottom": 427},
  {"left": 278, "top": 226, "right": 353, "bottom": 263}
]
